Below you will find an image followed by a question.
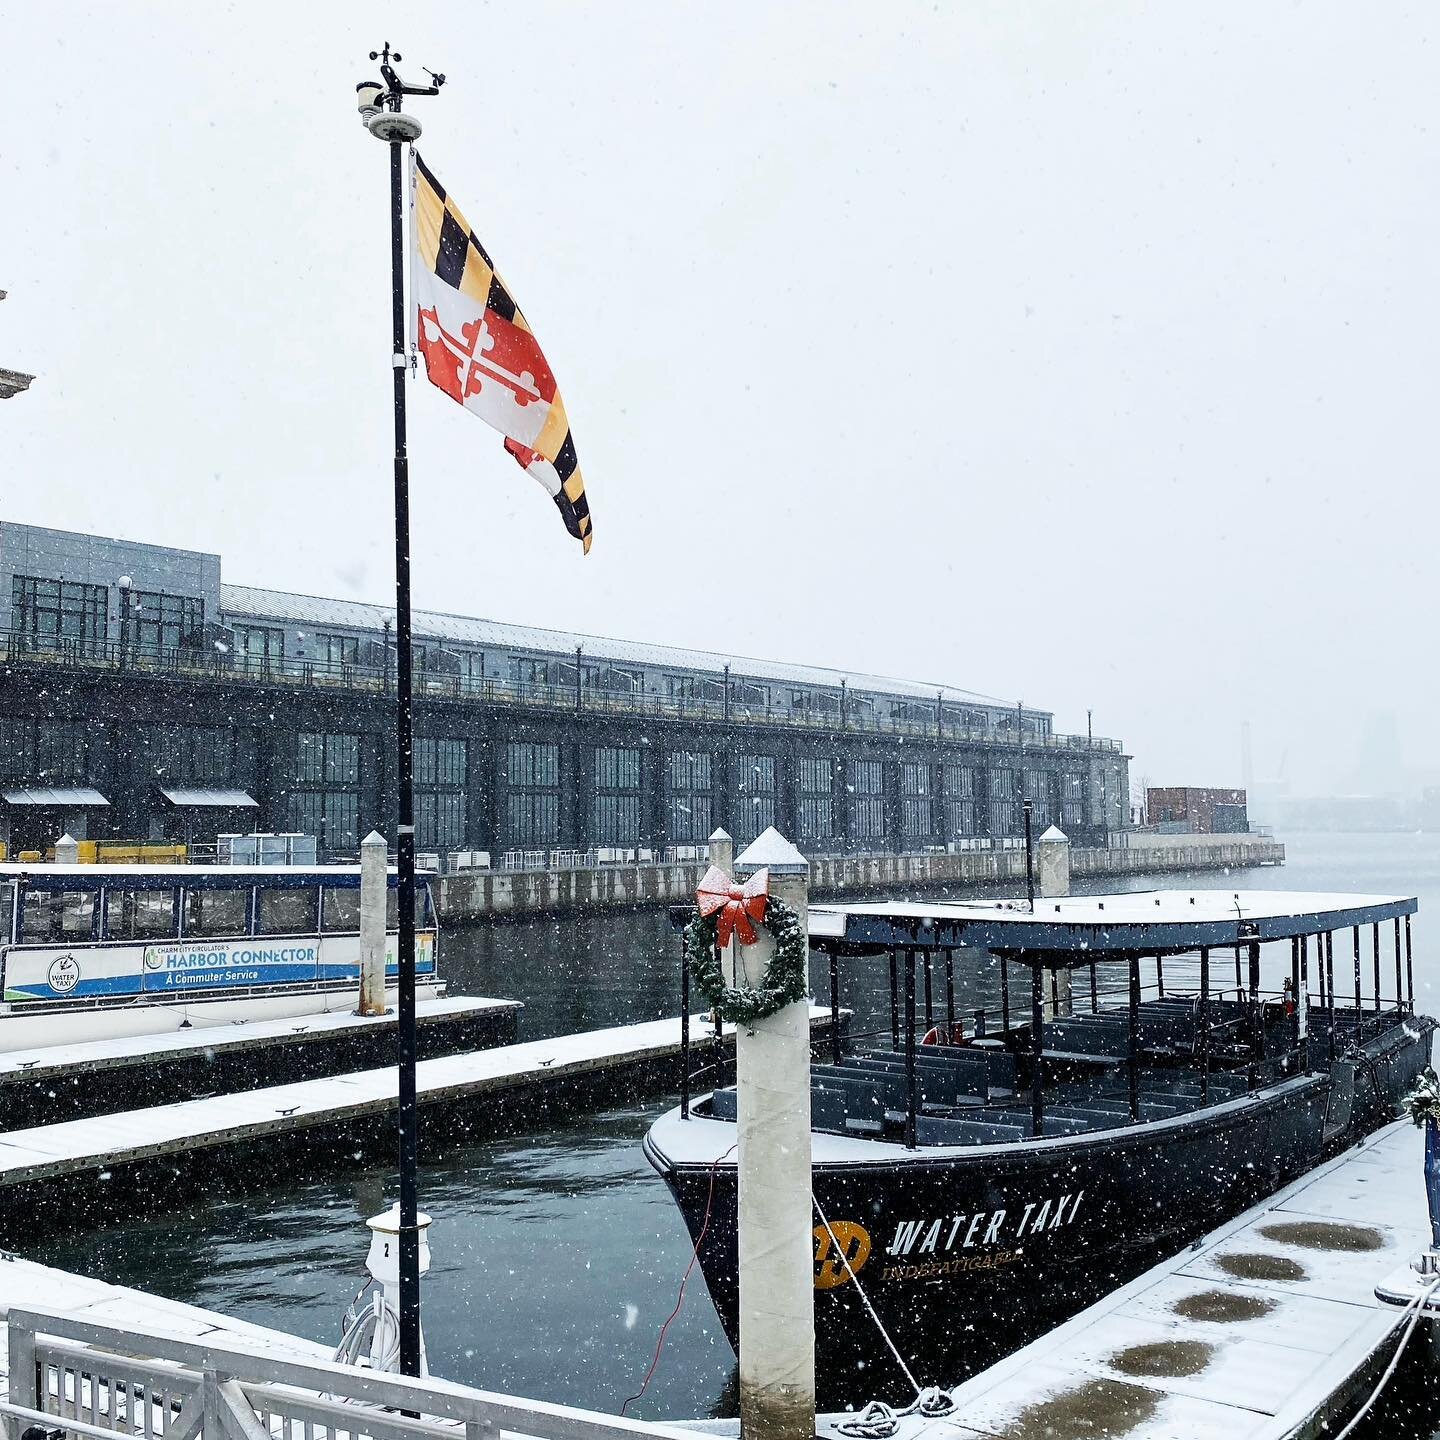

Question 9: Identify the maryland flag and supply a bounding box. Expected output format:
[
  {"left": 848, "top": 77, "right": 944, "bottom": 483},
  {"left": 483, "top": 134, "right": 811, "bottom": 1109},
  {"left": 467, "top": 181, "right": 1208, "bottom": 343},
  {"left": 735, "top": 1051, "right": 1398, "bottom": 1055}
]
[{"left": 410, "top": 153, "right": 592, "bottom": 553}]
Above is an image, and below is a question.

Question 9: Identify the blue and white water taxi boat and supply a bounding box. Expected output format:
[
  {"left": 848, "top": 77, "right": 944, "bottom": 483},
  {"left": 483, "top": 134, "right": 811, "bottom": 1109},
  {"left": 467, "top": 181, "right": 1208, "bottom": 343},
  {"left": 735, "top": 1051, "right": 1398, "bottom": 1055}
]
[{"left": 0, "top": 861, "right": 439, "bottom": 1045}]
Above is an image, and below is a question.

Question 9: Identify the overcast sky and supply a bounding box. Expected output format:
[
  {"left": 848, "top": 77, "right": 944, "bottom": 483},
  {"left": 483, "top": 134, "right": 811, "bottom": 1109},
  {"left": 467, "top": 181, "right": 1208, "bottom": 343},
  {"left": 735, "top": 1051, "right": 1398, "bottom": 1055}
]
[{"left": 4, "top": 3, "right": 1436, "bottom": 797}]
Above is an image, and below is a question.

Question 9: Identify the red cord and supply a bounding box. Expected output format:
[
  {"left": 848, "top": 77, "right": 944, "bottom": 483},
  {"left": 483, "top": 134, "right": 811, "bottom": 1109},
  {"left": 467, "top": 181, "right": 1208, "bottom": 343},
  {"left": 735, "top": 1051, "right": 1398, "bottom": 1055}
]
[{"left": 622, "top": 1143, "right": 737, "bottom": 1416}]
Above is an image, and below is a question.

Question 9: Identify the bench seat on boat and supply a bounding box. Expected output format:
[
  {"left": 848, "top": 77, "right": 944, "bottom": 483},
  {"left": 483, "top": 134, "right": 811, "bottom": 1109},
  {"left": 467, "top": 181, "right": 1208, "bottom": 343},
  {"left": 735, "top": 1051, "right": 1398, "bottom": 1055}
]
[{"left": 915, "top": 1115, "right": 1027, "bottom": 1145}]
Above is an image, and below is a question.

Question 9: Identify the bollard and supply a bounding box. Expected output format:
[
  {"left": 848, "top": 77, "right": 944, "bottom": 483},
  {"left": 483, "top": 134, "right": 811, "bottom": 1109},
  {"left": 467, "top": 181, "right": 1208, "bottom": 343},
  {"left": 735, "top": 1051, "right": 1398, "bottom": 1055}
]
[
  {"left": 364, "top": 1203, "right": 431, "bottom": 1373},
  {"left": 731, "top": 827, "right": 814, "bottom": 1440},
  {"left": 1038, "top": 826, "right": 1071, "bottom": 1017},
  {"left": 54, "top": 833, "right": 80, "bottom": 865},
  {"left": 358, "top": 830, "right": 389, "bottom": 1017},
  {"left": 708, "top": 826, "right": 734, "bottom": 874}
]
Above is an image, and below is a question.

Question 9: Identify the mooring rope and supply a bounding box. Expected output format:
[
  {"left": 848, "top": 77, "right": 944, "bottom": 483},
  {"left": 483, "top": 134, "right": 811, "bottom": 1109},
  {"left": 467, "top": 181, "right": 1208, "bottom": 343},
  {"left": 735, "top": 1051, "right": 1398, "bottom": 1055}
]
[
  {"left": 1330, "top": 1271, "right": 1440, "bottom": 1440},
  {"left": 814, "top": 1194, "right": 957, "bottom": 1439}
]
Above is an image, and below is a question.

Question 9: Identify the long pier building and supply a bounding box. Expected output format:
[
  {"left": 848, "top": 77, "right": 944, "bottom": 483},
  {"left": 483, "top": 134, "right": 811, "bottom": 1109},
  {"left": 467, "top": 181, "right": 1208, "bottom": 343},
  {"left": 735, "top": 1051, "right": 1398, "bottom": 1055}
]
[{"left": 0, "top": 521, "right": 1129, "bottom": 859}]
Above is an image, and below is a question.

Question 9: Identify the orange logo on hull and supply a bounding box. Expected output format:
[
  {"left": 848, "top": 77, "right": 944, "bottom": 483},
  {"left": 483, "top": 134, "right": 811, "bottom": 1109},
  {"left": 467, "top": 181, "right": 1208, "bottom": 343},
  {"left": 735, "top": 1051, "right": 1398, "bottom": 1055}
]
[{"left": 814, "top": 1221, "right": 872, "bottom": 1289}]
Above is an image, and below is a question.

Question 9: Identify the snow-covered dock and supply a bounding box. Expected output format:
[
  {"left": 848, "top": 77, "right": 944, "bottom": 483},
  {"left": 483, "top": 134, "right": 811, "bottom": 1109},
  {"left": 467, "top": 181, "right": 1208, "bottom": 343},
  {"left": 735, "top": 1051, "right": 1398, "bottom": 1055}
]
[
  {"left": 820, "top": 1119, "right": 1432, "bottom": 1440},
  {"left": 0, "top": 994, "right": 516, "bottom": 1084},
  {"left": 0, "top": 1008, "right": 835, "bottom": 1195}
]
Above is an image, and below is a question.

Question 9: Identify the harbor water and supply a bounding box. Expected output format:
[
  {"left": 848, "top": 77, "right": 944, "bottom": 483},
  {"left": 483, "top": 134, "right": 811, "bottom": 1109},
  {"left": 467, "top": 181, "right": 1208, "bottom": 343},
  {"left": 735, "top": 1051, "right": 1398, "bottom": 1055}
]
[{"left": 26, "top": 832, "right": 1440, "bottom": 1431}]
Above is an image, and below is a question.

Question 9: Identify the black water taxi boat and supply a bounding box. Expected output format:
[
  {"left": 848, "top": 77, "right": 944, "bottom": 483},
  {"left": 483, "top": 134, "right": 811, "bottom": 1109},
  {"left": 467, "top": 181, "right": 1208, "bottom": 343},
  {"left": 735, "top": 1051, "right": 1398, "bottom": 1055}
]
[{"left": 643, "top": 889, "right": 1435, "bottom": 1396}]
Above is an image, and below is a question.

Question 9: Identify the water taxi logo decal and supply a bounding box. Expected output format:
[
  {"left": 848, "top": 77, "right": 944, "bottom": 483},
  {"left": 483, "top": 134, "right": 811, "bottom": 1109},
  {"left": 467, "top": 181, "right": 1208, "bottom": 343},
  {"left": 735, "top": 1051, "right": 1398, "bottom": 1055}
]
[
  {"left": 46, "top": 954, "right": 81, "bottom": 993},
  {"left": 814, "top": 1221, "right": 872, "bottom": 1290}
]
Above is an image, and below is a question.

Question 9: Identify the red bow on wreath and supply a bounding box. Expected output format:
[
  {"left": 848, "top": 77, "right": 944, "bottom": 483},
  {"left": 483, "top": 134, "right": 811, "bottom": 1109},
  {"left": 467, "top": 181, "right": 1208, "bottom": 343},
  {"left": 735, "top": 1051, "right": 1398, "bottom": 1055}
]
[{"left": 695, "top": 866, "right": 770, "bottom": 947}]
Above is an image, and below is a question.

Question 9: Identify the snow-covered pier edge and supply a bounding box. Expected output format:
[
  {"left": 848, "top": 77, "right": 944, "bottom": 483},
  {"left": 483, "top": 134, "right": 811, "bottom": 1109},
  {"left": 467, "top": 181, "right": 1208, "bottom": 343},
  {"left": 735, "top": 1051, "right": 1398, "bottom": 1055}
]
[{"left": 435, "top": 835, "right": 1285, "bottom": 924}]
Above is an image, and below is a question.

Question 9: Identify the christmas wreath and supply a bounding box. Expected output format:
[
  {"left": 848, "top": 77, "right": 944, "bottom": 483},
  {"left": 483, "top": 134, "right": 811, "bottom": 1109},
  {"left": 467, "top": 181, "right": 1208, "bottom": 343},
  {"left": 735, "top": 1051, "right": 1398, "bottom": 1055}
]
[
  {"left": 686, "top": 866, "right": 809, "bottom": 1027},
  {"left": 1408, "top": 1066, "right": 1440, "bottom": 1127}
]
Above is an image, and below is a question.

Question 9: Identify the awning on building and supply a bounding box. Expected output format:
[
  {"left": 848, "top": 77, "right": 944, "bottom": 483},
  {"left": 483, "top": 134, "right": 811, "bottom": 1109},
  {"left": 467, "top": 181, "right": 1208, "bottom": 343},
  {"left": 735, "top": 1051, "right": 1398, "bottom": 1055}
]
[
  {"left": 1, "top": 787, "right": 110, "bottom": 807},
  {"left": 158, "top": 788, "right": 259, "bottom": 809}
]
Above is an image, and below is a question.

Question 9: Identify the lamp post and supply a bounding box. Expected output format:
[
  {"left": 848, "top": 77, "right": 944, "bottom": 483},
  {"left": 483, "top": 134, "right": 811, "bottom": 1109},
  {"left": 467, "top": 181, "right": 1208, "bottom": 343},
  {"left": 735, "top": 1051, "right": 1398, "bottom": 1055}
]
[
  {"left": 117, "top": 575, "right": 134, "bottom": 672},
  {"left": 356, "top": 43, "right": 444, "bottom": 1381}
]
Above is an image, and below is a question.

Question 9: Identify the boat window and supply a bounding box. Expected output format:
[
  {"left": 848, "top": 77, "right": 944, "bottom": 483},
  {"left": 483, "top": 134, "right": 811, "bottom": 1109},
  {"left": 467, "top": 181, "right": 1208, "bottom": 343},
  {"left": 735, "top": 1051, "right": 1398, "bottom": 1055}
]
[
  {"left": 0, "top": 882, "right": 14, "bottom": 942},
  {"left": 386, "top": 887, "right": 433, "bottom": 930},
  {"left": 256, "top": 887, "right": 319, "bottom": 936},
  {"left": 183, "top": 887, "right": 248, "bottom": 939},
  {"left": 322, "top": 887, "right": 362, "bottom": 932},
  {"left": 20, "top": 889, "right": 98, "bottom": 943},
  {"left": 106, "top": 889, "right": 178, "bottom": 941}
]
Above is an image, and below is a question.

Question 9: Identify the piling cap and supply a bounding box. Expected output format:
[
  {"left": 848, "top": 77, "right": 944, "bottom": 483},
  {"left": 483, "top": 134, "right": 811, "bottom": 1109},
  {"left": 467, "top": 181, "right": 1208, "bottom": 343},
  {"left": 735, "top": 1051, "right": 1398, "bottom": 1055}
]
[
  {"left": 735, "top": 825, "right": 809, "bottom": 876},
  {"left": 361, "top": 830, "right": 388, "bottom": 848},
  {"left": 708, "top": 827, "right": 732, "bottom": 843},
  {"left": 55, "top": 833, "right": 77, "bottom": 846},
  {"left": 1039, "top": 825, "right": 1069, "bottom": 843}
]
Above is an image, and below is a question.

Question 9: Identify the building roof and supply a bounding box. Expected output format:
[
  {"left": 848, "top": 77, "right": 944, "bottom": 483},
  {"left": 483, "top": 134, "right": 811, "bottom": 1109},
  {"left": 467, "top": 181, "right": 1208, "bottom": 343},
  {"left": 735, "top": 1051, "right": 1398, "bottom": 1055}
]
[{"left": 219, "top": 582, "right": 1017, "bottom": 709}]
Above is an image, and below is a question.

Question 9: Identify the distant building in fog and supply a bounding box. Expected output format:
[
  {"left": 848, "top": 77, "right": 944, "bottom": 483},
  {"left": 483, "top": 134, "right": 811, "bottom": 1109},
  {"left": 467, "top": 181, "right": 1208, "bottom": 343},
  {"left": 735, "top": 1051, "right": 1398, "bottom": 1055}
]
[{"left": 1145, "top": 786, "right": 1249, "bottom": 835}]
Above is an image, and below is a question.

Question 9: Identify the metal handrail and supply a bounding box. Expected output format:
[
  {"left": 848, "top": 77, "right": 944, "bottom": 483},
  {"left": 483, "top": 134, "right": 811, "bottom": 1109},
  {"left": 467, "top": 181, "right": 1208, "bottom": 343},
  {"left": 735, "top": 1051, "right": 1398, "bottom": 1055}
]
[{"left": 0, "top": 629, "right": 1125, "bottom": 753}]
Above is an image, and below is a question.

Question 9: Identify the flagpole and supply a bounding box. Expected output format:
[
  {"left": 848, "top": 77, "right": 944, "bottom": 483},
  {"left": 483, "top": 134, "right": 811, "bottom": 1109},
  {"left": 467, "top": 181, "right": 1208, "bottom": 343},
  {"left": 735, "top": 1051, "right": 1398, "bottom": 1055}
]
[{"left": 357, "top": 46, "right": 444, "bottom": 1380}]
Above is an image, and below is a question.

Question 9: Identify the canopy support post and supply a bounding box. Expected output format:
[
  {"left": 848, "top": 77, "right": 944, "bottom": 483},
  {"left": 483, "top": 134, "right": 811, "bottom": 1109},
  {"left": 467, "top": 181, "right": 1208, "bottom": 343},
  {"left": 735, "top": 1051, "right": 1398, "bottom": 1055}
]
[
  {"left": 1198, "top": 946, "right": 1210, "bottom": 1103},
  {"left": 1406, "top": 915, "right": 1415, "bottom": 1013},
  {"left": 1297, "top": 934, "right": 1309, "bottom": 1074},
  {"left": 1234, "top": 944, "right": 1243, "bottom": 1000},
  {"left": 1326, "top": 932, "right": 1336, "bottom": 1067},
  {"left": 1394, "top": 919, "right": 1403, "bottom": 1020},
  {"left": 1353, "top": 925, "right": 1363, "bottom": 1037},
  {"left": 1156, "top": 953, "right": 1165, "bottom": 998},
  {"left": 923, "top": 952, "right": 934, "bottom": 1032},
  {"left": 1031, "top": 956, "right": 1045, "bottom": 1138},
  {"left": 1373, "top": 923, "right": 1382, "bottom": 1014},
  {"left": 1127, "top": 954, "right": 1140, "bottom": 1122},
  {"left": 945, "top": 950, "right": 955, "bottom": 1036},
  {"left": 903, "top": 949, "right": 917, "bottom": 1151},
  {"left": 888, "top": 950, "right": 899, "bottom": 1050},
  {"left": 1089, "top": 961, "right": 1098, "bottom": 1014},
  {"left": 1247, "top": 941, "right": 1262, "bottom": 1088},
  {"left": 1001, "top": 956, "right": 1011, "bottom": 1035},
  {"left": 828, "top": 947, "right": 841, "bottom": 1067},
  {"left": 680, "top": 931, "right": 691, "bottom": 1119}
]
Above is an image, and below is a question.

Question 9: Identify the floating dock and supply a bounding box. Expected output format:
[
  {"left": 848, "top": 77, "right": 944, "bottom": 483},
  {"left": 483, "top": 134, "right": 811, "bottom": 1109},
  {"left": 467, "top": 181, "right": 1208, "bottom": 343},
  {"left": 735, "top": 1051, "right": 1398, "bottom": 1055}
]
[
  {"left": 0, "top": 995, "right": 520, "bottom": 1128},
  {"left": 819, "top": 1118, "right": 1432, "bottom": 1440},
  {"left": 0, "top": 1008, "right": 835, "bottom": 1215}
]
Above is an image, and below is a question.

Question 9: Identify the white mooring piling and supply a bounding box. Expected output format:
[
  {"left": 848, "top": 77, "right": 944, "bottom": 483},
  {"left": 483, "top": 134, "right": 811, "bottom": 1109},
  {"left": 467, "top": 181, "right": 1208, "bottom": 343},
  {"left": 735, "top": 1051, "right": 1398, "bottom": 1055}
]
[
  {"left": 358, "top": 830, "right": 388, "bottom": 1017},
  {"left": 1038, "top": 825, "right": 1072, "bottom": 1018},
  {"left": 54, "top": 833, "right": 80, "bottom": 865},
  {"left": 730, "top": 826, "right": 815, "bottom": 1440}
]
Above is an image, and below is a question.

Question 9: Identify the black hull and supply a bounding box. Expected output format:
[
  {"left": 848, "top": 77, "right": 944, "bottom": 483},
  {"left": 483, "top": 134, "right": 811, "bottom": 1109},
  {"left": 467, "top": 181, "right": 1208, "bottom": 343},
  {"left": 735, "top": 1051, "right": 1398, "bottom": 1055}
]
[{"left": 645, "top": 1018, "right": 1434, "bottom": 1407}]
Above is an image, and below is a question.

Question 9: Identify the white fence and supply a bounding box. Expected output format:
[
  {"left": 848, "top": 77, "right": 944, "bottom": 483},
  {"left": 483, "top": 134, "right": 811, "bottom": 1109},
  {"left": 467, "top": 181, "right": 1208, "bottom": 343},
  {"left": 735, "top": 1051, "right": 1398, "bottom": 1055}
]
[{"left": 4, "top": 1308, "right": 697, "bottom": 1440}]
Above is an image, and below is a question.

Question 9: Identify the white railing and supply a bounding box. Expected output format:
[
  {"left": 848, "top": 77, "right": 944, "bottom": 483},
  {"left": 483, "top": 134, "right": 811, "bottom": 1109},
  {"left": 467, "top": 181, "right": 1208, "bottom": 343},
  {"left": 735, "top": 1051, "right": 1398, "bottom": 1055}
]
[{"left": 4, "top": 1308, "right": 697, "bottom": 1440}]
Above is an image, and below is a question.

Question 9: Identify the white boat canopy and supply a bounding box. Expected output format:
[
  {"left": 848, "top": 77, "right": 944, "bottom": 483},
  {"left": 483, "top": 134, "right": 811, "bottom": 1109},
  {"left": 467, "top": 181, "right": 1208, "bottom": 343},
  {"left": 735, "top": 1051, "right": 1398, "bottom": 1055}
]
[{"left": 806, "top": 889, "right": 1417, "bottom": 958}]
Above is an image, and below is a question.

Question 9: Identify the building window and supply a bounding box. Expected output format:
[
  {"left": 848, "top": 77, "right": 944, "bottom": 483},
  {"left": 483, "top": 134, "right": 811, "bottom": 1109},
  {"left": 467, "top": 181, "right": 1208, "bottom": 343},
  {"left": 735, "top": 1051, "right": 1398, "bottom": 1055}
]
[
  {"left": 901, "top": 762, "right": 931, "bottom": 840},
  {"left": 315, "top": 633, "right": 360, "bottom": 667},
  {"left": 0, "top": 717, "right": 88, "bottom": 783},
  {"left": 505, "top": 741, "right": 559, "bottom": 847},
  {"left": 592, "top": 746, "right": 641, "bottom": 845},
  {"left": 142, "top": 724, "right": 234, "bottom": 786},
  {"left": 1023, "top": 770, "right": 1053, "bottom": 828},
  {"left": 736, "top": 754, "right": 777, "bottom": 843},
  {"left": 943, "top": 763, "right": 976, "bottom": 837},
  {"left": 416, "top": 737, "right": 468, "bottom": 852},
  {"left": 287, "top": 733, "right": 360, "bottom": 849},
  {"left": 232, "top": 624, "right": 286, "bottom": 665},
  {"left": 848, "top": 759, "right": 885, "bottom": 840},
  {"left": 797, "top": 756, "right": 833, "bottom": 842},
  {"left": 990, "top": 766, "right": 1017, "bottom": 835},
  {"left": 11, "top": 576, "right": 108, "bottom": 651},
  {"left": 665, "top": 751, "right": 713, "bottom": 842},
  {"left": 126, "top": 590, "right": 205, "bottom": 652}
]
